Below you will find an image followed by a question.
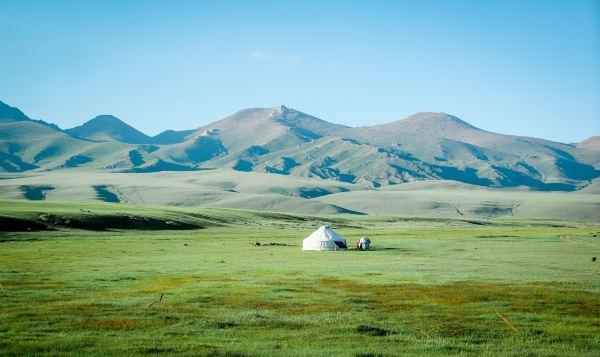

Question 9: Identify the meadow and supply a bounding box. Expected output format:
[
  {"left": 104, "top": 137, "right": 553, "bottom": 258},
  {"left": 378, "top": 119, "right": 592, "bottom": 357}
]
[{"left": 1, "top": 199, "right": 599, "bottom": 356}]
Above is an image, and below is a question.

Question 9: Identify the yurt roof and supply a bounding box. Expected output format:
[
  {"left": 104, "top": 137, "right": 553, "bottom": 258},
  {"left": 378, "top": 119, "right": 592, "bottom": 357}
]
[{"left": 304, "top": 225, "right": 345, "bottom": 242}]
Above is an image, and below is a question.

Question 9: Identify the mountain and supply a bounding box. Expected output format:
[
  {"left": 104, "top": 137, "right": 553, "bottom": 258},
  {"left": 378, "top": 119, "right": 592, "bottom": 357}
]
[
  {"left": 187, "top": 105, "right": 348, "bottom": 151},
  {"left": 577, "top": 136, "right": 600, "bottom": 150},
  {"left": 0, "top": 100, "right": 597, "bottom": 191},
  {"left": 66, "top": 115, "right": 152, "bottom": 144},
  {"left": 0, "top": 101, "right": 30, "bottom": 123},
  {"left": 156, "top": 105, "right": 349, "bottom": 168},
  {"left": 343, "top": 112, "right": 570, "bottom": 159},
  {"left": 0, "top": 101, "right": 96, "bottom": 170},
  {"left": 575, "top": 136, "right": 600, "bottom": 167},
  {"left": 0, "top": 104, "right": 175, "bottom": 172},
  {"left": 343, "top": 112, "right": 479, "bottom": 145},
  {"left": 338, "top": 112, "right": 598, "bottom": 189}
]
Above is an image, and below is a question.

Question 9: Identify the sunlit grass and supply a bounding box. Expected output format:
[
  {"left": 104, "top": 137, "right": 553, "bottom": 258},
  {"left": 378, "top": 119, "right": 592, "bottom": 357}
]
[{"left": 1, "top": 200, "right": 599, "bottom": 355}]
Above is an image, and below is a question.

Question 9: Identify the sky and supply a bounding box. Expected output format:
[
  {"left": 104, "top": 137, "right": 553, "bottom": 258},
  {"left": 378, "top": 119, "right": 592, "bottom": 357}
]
[{"left": 1, "top": 0, "right": 599, "bottom": 143}]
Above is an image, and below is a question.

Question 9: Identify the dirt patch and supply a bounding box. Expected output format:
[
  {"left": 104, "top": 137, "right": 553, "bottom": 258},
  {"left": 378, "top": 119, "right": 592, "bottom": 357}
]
[{"left": 79, "top": 318, "right": 140, "bottom": 330}]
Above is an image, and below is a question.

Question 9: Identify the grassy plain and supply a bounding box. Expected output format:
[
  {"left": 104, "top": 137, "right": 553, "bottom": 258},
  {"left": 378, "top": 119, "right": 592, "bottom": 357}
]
[
  {"left": 1, "top": 171, "right": 599, "bottom": 220},
  {"left": 1, "top": 199, "right": 599, "bottom": 356}
]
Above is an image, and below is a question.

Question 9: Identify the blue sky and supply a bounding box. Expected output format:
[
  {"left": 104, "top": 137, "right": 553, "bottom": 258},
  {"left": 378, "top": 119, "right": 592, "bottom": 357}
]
[{"left": 1, "top": 0, "right": 598, "bottom": 142}]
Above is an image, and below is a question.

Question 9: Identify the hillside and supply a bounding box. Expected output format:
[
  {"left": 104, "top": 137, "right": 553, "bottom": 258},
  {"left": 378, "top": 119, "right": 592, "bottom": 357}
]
[
  {"left": 575, "top": 136, "right": 600, "bottom": 167},
  {"left": 577, "top": 136, "right": 600, "bottom": 149},
  {"left": 0, "top": 101, "right": 112, "bottom": 171},
  {"left": 341, "top": 112, "right": 596, "bottom": 189},
  {"left": 155, "top": 105, "right": 349, "bottom": 168},
  {"left": 188, "top": 105, "right": 348, "bottom": 150},
  {"left": 0, "top": 100, "right": 30, "bottom": 122},
  {"left": 151, "top": 129, "right": 195, "bottom": 144}
]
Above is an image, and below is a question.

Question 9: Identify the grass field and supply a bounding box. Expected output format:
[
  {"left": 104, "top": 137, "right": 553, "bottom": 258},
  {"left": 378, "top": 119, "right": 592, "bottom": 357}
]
[{"left": 1, "top": 200, "right": 599, "bottom": 355}]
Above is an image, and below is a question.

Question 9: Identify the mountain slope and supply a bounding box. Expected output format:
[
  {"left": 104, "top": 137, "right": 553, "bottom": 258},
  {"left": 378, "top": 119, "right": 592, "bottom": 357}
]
[
  {"left": 66, "top": 115, "right": 152, "bottom": 144},
  {"left": 577, "top": 136, "right": 600, "bottom": 150},
  {"left": 0, "top": 101, "right": 31, "bottom": 123},
  {"left": 155, "top": 105, "right": 349, "bottom": 167},
  {"left": 152, "top": 129, "right": 195, "bottom": 144},
  {"left": 0, "top": 102, "right": 100, "bottom": 170},
  {"left": 187, "top": 105, "right": 347, "bottom": 152},
  {"left": 575, "top": 136, "right": 600, "bottom": 167},
  {"left": 343, "top": 112, "right": 479, "bottom": 146},
  {"left": 343, "top": 112, "right": 571, "bottom": 157},
  {"left": 0, "top": 100, "right": 597, "bottom": 191},
  {"left": 340, "top": 112, "right": 597, "bottom": 189},
  {"left": 0, "top": 104, "right": 194, "bottom": 173}
]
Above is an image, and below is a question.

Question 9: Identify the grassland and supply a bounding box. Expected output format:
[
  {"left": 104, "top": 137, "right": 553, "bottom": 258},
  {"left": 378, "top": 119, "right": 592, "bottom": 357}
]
[
  {"left": 1, "top": 199, "right": 599, "bottom": 356},
  {"left": 1, "top": 171, "right": 599, "bottom": 221}
]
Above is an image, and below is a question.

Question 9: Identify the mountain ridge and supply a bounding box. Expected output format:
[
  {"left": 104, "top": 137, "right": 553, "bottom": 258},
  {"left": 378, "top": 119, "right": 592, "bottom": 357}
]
[
  {"left": 578, "top": 136, "right": 600, "bottom": 149},
  {"left": 0, "top": 100, "right": 597, "bottom": 191},
  {"left": 0, "top": 101, "right": 30, "bottom": 122}
]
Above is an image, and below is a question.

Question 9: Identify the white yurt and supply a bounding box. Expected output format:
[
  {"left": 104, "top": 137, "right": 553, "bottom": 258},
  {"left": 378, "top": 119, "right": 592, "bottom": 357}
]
[{"left": 302, "top": 225, "right": 347, "bottom": 251}]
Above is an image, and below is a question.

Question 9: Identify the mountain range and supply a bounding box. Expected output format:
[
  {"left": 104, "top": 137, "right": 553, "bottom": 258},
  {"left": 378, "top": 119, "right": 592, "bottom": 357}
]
[{"left": 0, "top": 100, "right": 598, "bottom": 191}]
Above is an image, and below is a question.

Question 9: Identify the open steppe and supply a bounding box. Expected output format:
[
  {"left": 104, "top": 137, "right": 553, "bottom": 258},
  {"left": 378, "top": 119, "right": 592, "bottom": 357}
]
[{"left": 1, "top": 199, "right": 599, "bottom": 355}]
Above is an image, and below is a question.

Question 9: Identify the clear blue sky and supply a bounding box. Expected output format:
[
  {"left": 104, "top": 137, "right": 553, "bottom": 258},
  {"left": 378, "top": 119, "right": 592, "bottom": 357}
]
[{"left": 1, "top": 0, "right": 598, "bottom": 142}]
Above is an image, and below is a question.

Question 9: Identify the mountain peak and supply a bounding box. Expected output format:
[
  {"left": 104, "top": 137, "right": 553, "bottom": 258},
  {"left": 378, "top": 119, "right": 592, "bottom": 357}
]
[
  {"left": 402, "top": 112, "right": 478, "bottom": 130},
  {"left": 66, "top": 115, "right": 152, "bottom": 144},
  {"left": 86, "top": 114, "right": 126, "bottom": 124},
  {"left": 268, "top": 105, "right": 292, "bottom": 117},
  {"left": 340, "top": 111, "right": 485, "bottom": 150}
]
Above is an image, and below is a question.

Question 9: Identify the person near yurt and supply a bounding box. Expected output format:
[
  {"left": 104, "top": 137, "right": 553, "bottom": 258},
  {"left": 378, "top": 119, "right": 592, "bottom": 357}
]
[{"left": 302, "top": 225, "right": 347, "bottom": 251}]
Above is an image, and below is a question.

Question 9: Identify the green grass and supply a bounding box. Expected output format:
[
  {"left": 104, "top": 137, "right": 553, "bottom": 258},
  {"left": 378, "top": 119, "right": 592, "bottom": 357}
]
[{"left": 1, "top": 200, "right": 599, "bottom": 355}]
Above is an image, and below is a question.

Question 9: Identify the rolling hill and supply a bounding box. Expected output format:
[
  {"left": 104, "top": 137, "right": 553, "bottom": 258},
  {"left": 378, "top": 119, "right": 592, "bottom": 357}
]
[{"left": 0, "top": 171, "right": 598, "bottom": 220}]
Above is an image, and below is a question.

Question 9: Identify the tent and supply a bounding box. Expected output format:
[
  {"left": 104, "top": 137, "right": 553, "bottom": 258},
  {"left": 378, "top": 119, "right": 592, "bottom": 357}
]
[{"left": 302, "top": 225, "right": 347, "bottom": 251}]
